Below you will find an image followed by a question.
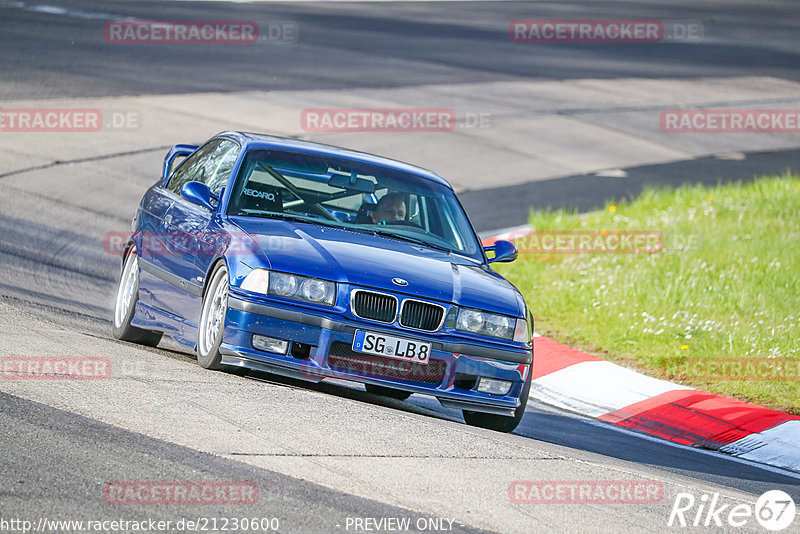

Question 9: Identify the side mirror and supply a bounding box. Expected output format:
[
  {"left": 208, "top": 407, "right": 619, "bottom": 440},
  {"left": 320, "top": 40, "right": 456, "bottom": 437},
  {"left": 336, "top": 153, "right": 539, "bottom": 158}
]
[
  {"left": 180, "top": 181, "right": 218, "bottom": 211},
  {"left": 163, "top": 144, "right": 199, "bottom": 180},
  {"left": 485, "top": 239, "right": 518, "bottom": 264}
]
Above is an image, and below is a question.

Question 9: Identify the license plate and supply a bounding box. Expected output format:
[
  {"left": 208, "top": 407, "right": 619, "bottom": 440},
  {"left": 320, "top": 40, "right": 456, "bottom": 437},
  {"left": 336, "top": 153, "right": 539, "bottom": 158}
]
[{"left": 352, "top": 330, "right": 431, "bottom": 365}]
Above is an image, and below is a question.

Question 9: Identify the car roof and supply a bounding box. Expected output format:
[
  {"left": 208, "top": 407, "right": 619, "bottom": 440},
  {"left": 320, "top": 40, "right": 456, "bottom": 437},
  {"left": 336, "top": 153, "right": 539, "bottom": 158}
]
[{"left": 217, "top": 131, "right": 453, "bottom": 189}]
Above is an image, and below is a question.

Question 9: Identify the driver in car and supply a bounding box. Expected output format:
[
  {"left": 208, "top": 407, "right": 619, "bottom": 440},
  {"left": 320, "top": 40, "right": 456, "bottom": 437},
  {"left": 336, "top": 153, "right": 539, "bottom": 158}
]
[{"left": 371, "top": 193, "right": 406, "bottom": 224}]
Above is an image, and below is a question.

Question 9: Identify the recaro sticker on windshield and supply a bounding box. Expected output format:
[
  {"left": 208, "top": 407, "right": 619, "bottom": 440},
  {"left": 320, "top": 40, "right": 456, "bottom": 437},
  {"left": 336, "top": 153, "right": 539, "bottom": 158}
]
[{"left": 242, "top": 183, "right": 282, "bottom": 212}]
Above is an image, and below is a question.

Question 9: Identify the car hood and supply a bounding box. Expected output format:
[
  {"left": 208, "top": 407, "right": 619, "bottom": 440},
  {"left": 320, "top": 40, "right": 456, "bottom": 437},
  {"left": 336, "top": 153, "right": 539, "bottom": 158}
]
[{"left": 229, "top": 217, "right": 525, "bottom": 317}]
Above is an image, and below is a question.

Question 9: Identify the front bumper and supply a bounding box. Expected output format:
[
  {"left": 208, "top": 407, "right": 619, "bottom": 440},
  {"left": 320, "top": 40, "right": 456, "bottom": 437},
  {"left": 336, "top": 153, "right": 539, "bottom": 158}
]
[{"left": 221, "top": 294, "right": 532, "bottom": 416}]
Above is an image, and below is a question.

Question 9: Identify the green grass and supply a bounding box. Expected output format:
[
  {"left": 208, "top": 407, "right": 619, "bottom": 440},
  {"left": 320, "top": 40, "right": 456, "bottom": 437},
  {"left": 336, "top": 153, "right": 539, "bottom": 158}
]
[{"left": 495, "top": 175, "right": 800, "bottom": 413}]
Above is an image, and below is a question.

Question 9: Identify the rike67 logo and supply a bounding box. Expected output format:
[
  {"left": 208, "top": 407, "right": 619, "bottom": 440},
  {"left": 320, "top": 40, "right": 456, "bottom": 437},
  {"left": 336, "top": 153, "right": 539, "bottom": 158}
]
[{"left": 668, "top": 490, "right": 796, "bottom": 531}]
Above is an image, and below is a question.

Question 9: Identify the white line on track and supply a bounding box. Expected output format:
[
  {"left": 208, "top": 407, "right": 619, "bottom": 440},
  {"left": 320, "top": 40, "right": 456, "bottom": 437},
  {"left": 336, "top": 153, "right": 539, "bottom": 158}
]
[{"left": 0, "top": 1, "right": 137, "bottom": 21}]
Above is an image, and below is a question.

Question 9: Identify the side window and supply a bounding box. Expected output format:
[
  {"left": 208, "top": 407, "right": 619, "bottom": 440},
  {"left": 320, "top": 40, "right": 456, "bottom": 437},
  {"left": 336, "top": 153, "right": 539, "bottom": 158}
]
[
  {"left": 205, "top": 140, "right": 240, "bottom": 196},
  {"left": 167, "top": 140, "right": 220, "bottom": 194},
  {"left": 167, "top": 139, "right": 240, "bottom": 196}
]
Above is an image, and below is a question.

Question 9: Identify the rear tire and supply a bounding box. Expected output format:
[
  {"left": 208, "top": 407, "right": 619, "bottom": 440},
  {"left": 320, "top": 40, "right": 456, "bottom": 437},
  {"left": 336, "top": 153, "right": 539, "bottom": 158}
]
[
  {"left": 196, "top": 263, "right": 229, "bottom": 370},
  {"left": 365, "top": 384, "right": 412, "bottom": 400},
  {"left": 112, "top": 249, "right": 163, "bottom": 347},
  {"left": 462, "top": 368, "right": 532, "bottom": 433}
]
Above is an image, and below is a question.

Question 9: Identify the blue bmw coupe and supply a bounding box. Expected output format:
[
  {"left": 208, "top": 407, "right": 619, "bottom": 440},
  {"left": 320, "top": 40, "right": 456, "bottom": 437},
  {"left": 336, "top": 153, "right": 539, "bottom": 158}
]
[{"left": 113, "top": 132, "right": 533, "bottom": 432}]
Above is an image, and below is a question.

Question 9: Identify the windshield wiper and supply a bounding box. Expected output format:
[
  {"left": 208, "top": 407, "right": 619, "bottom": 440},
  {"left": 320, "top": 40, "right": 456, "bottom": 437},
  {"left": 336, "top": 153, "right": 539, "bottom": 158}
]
[
  {"left": 241, "top": 211, "right": 342, "bottom": 228},
  {"left": 371, "top": 229, "right": 452, "bottom": 253},
  {"left": 239, "top": 212, "right": 452, "bottom": 252}
]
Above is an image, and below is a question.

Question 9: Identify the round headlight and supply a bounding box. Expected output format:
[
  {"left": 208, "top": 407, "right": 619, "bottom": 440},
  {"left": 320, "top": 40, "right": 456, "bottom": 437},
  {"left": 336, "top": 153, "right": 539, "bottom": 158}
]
[
  {"left": 485, "top": 314, "right": 513, "bottom": 338},
  {"left": 270, "top": 272, "right": 298, "bottom": 297},
  {"left": 457, "top": 309, "right": 485, "bottom": 333},
  {"left": 300, "top": 278, "right": 329, "bottom": 303}
]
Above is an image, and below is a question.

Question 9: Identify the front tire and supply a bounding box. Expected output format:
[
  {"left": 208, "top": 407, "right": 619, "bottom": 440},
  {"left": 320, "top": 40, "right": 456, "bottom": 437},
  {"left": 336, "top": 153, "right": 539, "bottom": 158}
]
[
  {"left": 196, "top": 263, "right": 229, "bottom": 370},
  {"left": 462, "top": 368, "right": 532, "bottom": 433},
  {"left": 112, "top": 249, "right": 162, "bottom": 347}
]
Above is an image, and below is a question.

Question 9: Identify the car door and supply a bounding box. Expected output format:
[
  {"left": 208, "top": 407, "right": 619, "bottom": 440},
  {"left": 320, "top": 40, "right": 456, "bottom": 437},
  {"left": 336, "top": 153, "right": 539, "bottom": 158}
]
[
  {"left": 162, "top": 138, "right": 241, "bottom": 324},
  {"left": 140, "top": 139, "right": 224, "bottom": 319},
  {"left": 136, "top": 186, "right": 175, "bottom": 314}
]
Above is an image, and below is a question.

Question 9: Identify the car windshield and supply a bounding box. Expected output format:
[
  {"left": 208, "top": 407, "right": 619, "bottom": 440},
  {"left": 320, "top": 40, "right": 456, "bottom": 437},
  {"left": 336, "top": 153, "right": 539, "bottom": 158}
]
[{"left": 228, "top": 148, "right": 483, "bottom": 260}]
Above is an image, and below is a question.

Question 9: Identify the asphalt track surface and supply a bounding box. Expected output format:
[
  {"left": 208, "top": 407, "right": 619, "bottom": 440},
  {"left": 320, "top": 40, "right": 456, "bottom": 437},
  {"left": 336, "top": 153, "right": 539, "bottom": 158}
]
[
  {"left": 1, "top": 1, "right": 800, "bottom": 533},
  {"left": 0, "top": 392, "right": 487, "bottom": 534},
  {"left": 2, "top": 0, "right": 799, "bottom": 100},
  {"left": 463, "top": 146, "right": 800, "bottom": 232}
]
